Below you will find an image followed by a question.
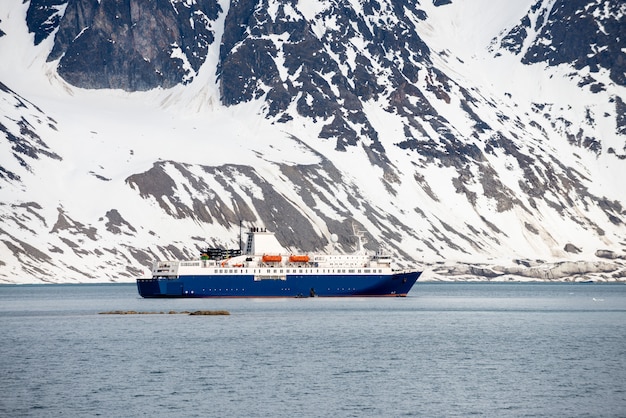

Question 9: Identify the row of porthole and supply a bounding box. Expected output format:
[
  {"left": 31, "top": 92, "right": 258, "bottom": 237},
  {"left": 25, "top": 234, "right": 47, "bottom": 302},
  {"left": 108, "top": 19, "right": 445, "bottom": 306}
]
[
  {"left": 215, "top": 269, "right": 384, "bottom": 274},
  {"left": 182, "top": 288, "right": 358, "bottom": 294}
]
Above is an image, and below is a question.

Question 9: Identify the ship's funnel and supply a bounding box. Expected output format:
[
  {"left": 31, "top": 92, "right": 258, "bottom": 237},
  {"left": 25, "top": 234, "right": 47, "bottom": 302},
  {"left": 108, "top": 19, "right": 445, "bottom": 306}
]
[{"left": 244, "top": 227, "right": 287, "bottom": 255}]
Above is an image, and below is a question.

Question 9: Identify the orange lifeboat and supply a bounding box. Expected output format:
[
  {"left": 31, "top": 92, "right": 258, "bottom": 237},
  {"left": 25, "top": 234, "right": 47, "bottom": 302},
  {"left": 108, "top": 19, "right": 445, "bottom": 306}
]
[
  {"left": 262, "top": 254, "right": 282, "bottom": 263},
  {"left": 289, "top": 255, "right": 309, "bottom": 263}
]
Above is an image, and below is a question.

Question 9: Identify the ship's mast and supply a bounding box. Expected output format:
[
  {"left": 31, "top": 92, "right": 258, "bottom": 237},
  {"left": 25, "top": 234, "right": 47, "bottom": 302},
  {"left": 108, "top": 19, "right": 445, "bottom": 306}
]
[
  {"left": 239, "top": 220, "right": 243, "bottom": 252},
  {"left": 352, "top": 224, "right": 367, "bottom": 254}
]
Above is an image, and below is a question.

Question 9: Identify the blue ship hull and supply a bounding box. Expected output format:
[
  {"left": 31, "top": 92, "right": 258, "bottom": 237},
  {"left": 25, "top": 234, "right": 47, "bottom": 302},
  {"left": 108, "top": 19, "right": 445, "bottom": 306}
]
[{"left": 137, "top": 271, "right": 420, "bottom": 298}]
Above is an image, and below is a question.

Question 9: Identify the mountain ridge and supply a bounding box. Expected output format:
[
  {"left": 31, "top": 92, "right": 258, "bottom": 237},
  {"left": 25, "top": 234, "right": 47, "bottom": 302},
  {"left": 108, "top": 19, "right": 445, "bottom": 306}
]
[{"left": 0, "top": 0, "right": 624, "bottom": 283}]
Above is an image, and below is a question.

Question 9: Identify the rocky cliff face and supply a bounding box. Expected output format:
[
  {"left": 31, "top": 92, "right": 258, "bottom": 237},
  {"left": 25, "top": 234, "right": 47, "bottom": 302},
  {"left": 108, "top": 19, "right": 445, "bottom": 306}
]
[
  {"left": 0, "top": 0, "right": 624, "bottom": 282},
  {"left": 498, "top": 0, "right": 626, "bottom": 87},
  {"left": 29, "top": 0, "right": 223, "bottom": 90},
  {"left": 491, "top": 0, "right": 626, "bottom": 157}
]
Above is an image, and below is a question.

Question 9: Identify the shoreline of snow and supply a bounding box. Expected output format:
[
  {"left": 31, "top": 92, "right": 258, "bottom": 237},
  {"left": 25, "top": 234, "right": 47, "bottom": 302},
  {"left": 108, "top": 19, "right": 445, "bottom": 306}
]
[{"left": 423, "top": 259, "right": 626, "bottom": 283}]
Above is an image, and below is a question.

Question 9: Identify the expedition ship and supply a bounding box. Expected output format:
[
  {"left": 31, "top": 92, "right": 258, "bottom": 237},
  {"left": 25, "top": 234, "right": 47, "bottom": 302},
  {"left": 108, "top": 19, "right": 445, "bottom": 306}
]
[{"left": 136, "top": 227, "right": 421, "bottom": 298}]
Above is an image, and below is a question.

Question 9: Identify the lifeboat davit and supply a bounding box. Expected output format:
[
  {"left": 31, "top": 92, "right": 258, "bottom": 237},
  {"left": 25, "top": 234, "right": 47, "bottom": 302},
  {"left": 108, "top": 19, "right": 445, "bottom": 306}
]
[
  {"left": 262, "top": 254, "right": 282, "bottom": 263},
  {"left": 289, "top": 255, "right": 309, "bottom": 263}
]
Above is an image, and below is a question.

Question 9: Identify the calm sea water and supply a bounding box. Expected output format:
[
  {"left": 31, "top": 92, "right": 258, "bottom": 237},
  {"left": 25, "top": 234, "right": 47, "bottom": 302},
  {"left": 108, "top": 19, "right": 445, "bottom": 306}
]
[{"left": 0, "top": 283, "right": 625, "bottom": 417}]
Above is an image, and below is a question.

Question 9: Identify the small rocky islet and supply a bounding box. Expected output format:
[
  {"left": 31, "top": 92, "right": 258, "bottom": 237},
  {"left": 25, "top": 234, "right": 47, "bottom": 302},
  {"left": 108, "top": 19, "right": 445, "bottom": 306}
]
[{"left": 98, "top": 310, "right": 230, "bottom": 315}]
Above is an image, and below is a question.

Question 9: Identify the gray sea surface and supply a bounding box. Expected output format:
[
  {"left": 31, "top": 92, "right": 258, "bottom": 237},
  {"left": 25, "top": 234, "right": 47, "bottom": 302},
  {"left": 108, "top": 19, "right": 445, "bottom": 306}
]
[{"left": 0, "top": 282, "right": 625, "bottom": 417}]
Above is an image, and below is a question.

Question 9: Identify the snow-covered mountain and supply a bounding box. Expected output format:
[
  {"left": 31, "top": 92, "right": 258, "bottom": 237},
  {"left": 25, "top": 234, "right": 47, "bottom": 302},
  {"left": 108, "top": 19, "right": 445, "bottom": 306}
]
[{"left": 1, "top": 0, "right": 625, "bottom": 283}]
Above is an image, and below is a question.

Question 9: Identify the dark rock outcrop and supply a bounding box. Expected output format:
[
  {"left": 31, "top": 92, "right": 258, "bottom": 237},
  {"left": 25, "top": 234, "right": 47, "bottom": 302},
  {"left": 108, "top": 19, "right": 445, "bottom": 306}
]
[{"left": 39, "top": 0, "right": 223, "bottom": 90}]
